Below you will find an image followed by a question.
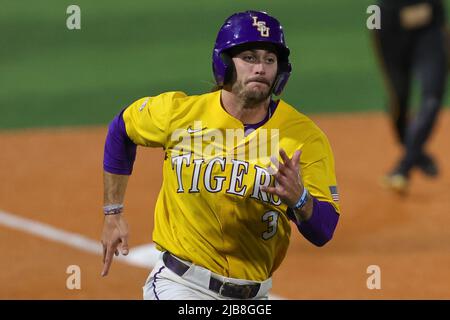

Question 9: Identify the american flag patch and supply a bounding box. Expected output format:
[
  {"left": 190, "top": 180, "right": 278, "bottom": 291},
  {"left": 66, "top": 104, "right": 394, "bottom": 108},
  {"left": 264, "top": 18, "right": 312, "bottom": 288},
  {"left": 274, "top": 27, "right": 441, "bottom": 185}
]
[{"left": 329, "top": 185, "right": 339, "bottom": 202}]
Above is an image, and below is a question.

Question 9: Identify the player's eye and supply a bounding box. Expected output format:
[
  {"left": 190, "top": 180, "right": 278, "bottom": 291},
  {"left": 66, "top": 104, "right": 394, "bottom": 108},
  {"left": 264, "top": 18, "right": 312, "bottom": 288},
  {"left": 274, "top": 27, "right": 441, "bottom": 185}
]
[
  {"left": 265, "top": 56, "right": 276, "bottom": 64},
  {"left": 242, "top": 55, "right": 256, "bottom": 63}
]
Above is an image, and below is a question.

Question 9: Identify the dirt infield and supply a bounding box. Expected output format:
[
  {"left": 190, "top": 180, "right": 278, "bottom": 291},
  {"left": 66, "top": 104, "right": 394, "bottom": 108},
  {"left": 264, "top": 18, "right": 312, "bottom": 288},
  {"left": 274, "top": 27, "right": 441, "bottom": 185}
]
[{"left": 1, "top": 110, "right": 450, "bottom": 299}]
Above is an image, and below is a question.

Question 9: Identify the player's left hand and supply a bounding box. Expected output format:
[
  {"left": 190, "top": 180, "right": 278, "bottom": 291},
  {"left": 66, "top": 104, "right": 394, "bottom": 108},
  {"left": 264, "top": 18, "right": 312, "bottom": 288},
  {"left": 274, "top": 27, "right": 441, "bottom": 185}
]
[{"left": 262, "top": 148, "right": 304, "bottom": 208}]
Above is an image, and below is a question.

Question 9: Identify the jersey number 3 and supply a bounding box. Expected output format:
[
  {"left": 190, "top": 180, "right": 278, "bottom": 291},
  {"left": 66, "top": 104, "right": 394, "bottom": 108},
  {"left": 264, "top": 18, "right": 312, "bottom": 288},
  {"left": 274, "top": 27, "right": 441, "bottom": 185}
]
[{"left": 261, "top": 211, "right": 279, "bottom": 240}]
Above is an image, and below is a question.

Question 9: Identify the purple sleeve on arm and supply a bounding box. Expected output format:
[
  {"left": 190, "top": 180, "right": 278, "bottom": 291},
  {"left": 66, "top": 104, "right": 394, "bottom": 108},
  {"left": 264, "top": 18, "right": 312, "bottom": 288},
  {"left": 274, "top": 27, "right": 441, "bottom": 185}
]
[
  {"left": 103, "top": 109, "right": 137, "bottom": 175},
  {"left": 287, "top": 197, "right": 339, "bottom": 247}
]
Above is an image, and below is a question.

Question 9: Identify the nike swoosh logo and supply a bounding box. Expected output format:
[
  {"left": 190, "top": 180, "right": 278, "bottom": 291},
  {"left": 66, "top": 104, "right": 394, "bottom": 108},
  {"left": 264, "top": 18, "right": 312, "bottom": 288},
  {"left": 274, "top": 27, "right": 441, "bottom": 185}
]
[{"left": 187, "top": 126, "right": 207, "bottom": 134}]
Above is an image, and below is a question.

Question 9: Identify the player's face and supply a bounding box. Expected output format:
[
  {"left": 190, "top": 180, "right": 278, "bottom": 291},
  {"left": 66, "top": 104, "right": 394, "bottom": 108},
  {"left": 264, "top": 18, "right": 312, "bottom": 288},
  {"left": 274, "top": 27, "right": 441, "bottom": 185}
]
[{"left": 231, "top": 49, "right": 278, "bottom": 106}]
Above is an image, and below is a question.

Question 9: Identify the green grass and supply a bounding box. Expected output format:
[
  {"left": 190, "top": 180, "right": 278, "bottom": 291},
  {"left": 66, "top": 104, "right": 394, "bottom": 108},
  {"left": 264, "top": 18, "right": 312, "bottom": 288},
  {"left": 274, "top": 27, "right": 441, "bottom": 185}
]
[{"left": 0, "top": 0, "right": 449, "bottom": 129}]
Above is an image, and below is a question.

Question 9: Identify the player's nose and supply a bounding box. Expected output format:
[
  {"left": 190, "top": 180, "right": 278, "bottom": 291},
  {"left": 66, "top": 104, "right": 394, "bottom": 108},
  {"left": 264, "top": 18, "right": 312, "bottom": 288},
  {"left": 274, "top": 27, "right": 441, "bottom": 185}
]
[{"left": 253, "top": 62, "right": 266, "bottom": 75}]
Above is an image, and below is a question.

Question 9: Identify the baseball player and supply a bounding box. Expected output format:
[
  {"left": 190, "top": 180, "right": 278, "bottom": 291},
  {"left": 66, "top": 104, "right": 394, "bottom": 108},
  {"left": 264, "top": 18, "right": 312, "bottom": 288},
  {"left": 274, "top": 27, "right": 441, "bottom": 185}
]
[
  {"left": 101, "top": 11, "right": 341, "bottom": 300},
  {"left": 373, "top": 0, "right": 448, "bottom": 193}
]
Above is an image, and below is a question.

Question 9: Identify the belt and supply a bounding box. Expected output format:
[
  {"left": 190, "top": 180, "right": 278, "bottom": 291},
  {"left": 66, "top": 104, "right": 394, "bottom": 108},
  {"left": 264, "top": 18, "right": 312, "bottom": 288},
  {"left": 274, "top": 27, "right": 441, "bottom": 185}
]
[{"left": 162, "top": 251, "right": 261, "bottom": 299}]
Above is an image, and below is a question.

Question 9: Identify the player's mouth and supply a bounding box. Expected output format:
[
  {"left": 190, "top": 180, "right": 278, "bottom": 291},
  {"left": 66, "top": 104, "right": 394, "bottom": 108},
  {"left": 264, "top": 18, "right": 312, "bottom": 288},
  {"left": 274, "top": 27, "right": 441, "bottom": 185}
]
[{"left": 246, "top": 77, "right": 270, "bottom": 86}]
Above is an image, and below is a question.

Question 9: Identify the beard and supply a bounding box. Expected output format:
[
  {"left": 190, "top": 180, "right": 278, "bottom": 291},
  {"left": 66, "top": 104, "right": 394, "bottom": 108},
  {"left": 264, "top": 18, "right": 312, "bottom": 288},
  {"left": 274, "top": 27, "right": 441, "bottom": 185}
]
[{"left": 231, "top": 78, "right": 273, "bottom": 108}]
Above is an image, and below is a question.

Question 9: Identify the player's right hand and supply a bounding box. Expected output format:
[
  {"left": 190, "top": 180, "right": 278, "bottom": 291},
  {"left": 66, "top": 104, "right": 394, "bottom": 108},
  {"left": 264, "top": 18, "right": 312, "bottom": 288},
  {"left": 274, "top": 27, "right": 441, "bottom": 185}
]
[{"left": 101, "top": 214, "right": 129, "bottom": 277}]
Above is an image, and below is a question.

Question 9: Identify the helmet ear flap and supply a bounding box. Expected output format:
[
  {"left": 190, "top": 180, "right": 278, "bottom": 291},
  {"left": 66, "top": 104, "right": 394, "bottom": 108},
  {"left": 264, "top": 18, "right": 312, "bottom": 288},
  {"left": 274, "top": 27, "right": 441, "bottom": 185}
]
[
  {"left": 220, "top": 52, "right": 235, "bottom": 85},
  {"left": 273, "top": 59, "right": 292, "bottom": 96}
]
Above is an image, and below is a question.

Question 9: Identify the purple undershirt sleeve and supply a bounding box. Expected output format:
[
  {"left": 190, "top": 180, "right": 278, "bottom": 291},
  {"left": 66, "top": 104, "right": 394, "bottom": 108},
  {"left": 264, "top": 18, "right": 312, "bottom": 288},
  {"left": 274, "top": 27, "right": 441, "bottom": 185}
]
[
  {"left": 103, "top": 109, "right": 137, "bottom": 175},
  {"left": 287, "top": 197, "right": 339, "bottom": 247}
]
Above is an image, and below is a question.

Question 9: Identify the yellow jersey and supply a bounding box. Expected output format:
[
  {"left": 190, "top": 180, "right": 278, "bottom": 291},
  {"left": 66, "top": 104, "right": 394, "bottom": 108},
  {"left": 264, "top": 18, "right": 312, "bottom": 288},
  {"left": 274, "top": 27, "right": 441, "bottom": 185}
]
[{"left": 122, "top": 90, "right": 339, "bottom": 281}]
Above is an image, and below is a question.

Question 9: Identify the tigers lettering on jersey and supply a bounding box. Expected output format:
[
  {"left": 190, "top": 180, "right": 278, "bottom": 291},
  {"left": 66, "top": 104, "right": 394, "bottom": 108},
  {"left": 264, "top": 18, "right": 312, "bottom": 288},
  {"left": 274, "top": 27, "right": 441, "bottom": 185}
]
[{"left": 171, "top": 153, "right": 282, "bottom": 205}]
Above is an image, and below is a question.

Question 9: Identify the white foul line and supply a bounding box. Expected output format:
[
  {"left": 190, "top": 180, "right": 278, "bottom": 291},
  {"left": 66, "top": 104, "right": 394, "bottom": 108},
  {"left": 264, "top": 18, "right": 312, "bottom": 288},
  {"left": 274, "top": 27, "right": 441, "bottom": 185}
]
[
  {"left": 0, "top": 209, "right": 155, "bottom": 268},
  {"left": 0, "top": 209, "right": 102, "bottom": 254},
  {"left": 0, "top": 209, "right": 284, "bottom": 299}
]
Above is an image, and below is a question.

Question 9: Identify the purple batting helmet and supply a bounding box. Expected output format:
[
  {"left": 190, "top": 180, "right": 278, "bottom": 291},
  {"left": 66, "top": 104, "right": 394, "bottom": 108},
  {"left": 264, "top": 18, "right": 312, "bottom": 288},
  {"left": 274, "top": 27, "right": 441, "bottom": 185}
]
[{"left": 212, "top": 10, "right": 292, "bottom": 96}]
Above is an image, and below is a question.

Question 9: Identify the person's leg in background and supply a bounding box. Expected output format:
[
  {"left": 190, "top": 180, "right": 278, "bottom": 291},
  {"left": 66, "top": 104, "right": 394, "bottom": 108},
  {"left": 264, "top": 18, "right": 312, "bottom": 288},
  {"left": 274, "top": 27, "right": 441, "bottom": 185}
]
[
  {"left": 374, "top": 29, "right": 413, "bottom": 144},
  {"left": 398, "top": 25, "right": 448, "bottom": 180},
  {"left": 373, "top": 27, "right": 415, "bottom": 192}
]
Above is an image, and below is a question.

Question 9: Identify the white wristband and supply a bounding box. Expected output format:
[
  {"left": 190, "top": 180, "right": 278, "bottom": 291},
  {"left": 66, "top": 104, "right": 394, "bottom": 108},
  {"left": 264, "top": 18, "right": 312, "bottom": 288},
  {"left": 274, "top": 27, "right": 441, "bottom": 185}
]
[
  {"left": 291, "top": 188, "right": 309, "bottom": 210},
  {"left": 103, "top": 204, "right": 124, "bottom": 215}
]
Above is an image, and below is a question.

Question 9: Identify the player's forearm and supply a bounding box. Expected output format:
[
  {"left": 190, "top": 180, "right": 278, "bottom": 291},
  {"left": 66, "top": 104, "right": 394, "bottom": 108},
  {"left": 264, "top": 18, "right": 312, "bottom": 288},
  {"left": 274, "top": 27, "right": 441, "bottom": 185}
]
[
  {"left": 287, "top": 197, "right": 339, "bottom": 247},
  {"left": 103, "top": 171, "right": 129, "bottom": 205},
  {"left": 102, "top": 109, "right": 137, "bottom": 205}
]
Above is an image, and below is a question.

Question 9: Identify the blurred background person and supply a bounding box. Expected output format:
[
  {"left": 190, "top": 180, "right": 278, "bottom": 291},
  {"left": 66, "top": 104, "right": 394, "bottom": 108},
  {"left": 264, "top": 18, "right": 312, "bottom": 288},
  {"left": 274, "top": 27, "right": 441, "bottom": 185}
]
[{"left": 373, "top": 0, "right": 449, "bottom": 193}]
